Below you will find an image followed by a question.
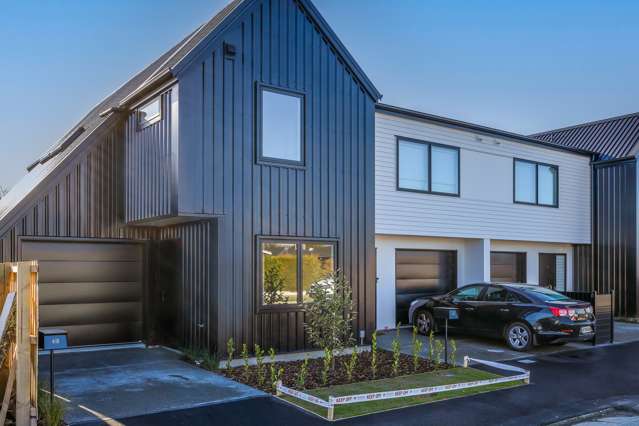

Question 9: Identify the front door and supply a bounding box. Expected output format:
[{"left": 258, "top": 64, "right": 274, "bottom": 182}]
[{"left": 539, "top": 253, "right": 567, "bottom": 291}]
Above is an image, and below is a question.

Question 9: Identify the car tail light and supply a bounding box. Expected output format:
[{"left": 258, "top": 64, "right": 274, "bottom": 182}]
[{"left": 550, "top": 307, "right": 568, "bottom": 317}]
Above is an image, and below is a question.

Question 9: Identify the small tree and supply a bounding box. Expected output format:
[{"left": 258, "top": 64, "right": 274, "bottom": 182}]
[{"left": 304, "top": 270, "right": 356, "bottom": 355}]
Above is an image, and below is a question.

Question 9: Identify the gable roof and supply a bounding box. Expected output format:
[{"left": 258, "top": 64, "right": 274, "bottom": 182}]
[
  {"left": 1, "top": 0, "right": 380, "bottom": 225},
  {"left": 376, "top": 103, "right": 594, "bottom": 157},
  {"left": 530, "top": 112, "right": 639, "bottom": 159}
]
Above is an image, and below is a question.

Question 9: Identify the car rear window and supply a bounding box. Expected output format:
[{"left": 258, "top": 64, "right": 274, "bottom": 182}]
[{"left": 522, "top": 286, "right": 570, "bottom": 301}]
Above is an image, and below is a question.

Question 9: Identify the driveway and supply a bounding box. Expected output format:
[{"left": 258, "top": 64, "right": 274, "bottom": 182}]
[
  {"left": 377, "top": 321, "right": 639, "bottom": 363},
  {"left": 38, "top": 346, "right": 263, "bottom": 425}
]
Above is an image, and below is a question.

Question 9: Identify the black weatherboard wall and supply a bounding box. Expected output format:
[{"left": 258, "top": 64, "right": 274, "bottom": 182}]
[{"left": 171, "top": 0, "right": 377, "bottom": 351}]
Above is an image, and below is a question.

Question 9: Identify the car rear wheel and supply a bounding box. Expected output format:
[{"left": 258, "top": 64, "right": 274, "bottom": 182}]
[
  {"left": 414, "top": 310, "right": 434, "bottom": 336},
  {"left": 506, "top": 322, "right": 533, "bottom": 352}
]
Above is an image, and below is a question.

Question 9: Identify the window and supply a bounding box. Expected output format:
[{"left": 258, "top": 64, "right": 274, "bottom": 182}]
[
  {"left": 397, "top": 137, "right": 459, "bottom": 196},
  {"left": 514, "top": 159, "right": 558, "bottom": 207},
  {"left": 523, "top": 286, "right": 570, "bottom": 302},
  {"left": 505, "top": 291, "right": 529, "bottom": 303},
  {"left": 484, "top": 286, "right": 507, "bottom": 302},
  {"left": 258, "top": 85, "right": 304, "bottom": 165},
  {"left": 259, "top": 238, "right": 335, "bottom": 308},
  {"left": 451, "top": 285, "right": 483, "bottom": 302},
  {"left": 137, "top": 97, "right": 161, "bottom": 129}
]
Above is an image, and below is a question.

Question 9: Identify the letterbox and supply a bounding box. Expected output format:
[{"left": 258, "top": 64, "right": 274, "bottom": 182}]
[
  {"left": 433, "top": 307, "right": 459, "bottom": 321},
  {"left": 38, "top": 328, "right": 68, "bottom": 351}
]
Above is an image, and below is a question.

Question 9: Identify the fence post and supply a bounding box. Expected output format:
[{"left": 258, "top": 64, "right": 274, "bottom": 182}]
[
  {"left": 327, "top": 397, "right": 335, "bottom": 421},
  {"left": 463, "top": 356, "right": 469, "bottom": 368}
]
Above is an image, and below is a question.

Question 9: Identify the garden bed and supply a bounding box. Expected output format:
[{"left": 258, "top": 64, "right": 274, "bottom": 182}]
[
  {"left": 219, "top": 349, "right": 447, "bottom": 393},
  {"left": 278, "top": 366, "right": 525, "bottom": 420}
]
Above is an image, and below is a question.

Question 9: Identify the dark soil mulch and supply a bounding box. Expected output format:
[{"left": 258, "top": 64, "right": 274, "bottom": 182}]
[{"left": 218, "top": 350, "right": 449, "bottom": 394}]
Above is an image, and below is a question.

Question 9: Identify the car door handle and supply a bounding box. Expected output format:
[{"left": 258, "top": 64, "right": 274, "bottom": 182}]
[{"left": 500, "top": 308, "right": 510, "bottom": 312}]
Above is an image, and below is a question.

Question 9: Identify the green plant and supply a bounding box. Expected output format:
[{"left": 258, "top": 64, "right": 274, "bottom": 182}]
[
  {"left": 241, "top": 343, "right": 250, "bottom": 379},
  {"left": 412, "top": 326, "right": 423, "bottom": 372},
  {"left": 450, "top": 339, "right": 457, "bottom": 366},
  {"left": 226, "top": 337, "right": 235, "bottom": 372},
  {"left": 269, "top": 347, "right": 278, "bottom": 389},
  {"left": 434, "top": 339, "right": 445, "bottom": 364},
  {"left": 297, "top": 355, "right": 309, "bottom": 389},
  {"left": 428, "top": 331, "right": 435, "bottom": 361},
  {"left": 304, "top": 270, "right": 356, "bottom": 356},
  {"left": 344, "top": 347, "right": 358, "bottom": 382},
  {"left": 371, "top": 331, "right": 378, "bottom": 379},
  {"left": 275, "top": 367, "right": 284, "bottom": 391},
  {"left": 263, "top": 257, "right": 289, "bottom": 304},
  {"left": 322, "top": 347, "right": 333, "bottom": 385},
  {"left": 181, "top": 347, "right": 218, "bottom": 371},
  {"left": 391, "top": 324, "right": 401, "bottom": 376},
  {"left": 38, "top": 386, "right": 65, "bottom": 426},
  {"left": 255, "top": 344, "right": 265, "bottom": 386}
]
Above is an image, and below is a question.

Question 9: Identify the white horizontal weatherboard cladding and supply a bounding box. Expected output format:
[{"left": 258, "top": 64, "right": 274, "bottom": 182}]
[{"left": 375, "top": 112, "right": 591, "bottom": 244}]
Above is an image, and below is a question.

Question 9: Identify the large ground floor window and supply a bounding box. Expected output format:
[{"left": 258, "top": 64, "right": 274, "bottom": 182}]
[{"left": 258, "top": 237, "right": 336, "bottom": 309}]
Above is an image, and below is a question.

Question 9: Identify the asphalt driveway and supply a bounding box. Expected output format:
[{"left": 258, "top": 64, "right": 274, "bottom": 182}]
[
  {"left": 377, "top": 321, "right": 639, "bottom": 363},
  {"left": 38, "top": 346, "right": 263, "bottom": 425}
]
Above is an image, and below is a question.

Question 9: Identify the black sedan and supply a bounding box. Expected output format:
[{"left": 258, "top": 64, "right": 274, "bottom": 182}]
[{"left": 408, "top": 283, "right": 595, "bottom": 351}]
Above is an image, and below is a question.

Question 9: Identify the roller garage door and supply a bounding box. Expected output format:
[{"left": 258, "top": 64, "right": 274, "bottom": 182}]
[
  {"left": 395, "top": 249, "right": 457, "bottom": 324},
  {"left": 21, "top": 238, "right": 144, "bottom": 346},
  {"left": 491, "top": 252, "right": 526, "bottom": 283}
]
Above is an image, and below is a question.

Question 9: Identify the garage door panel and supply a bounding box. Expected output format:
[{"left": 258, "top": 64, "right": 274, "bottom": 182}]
[
  {"left": 491, "top": 252, "right": 526, "bottom": 283},
  {"left": 22, "top": 241, "right": 142, "bottom": 262},
  {"left": 60, "top": 322, "right": 143, "bottom": 347},
  {"left": 396, "top": 251, "right": 443, "bottom": 265},
  {"left": 39, "top": 282, "right": 141, "bottom": 305},
  {"left": 37, "top": 260, "right": 142, "bottom": 283},
  {"left": 396, "top": 278, "right": 450, "bottom": 293},
  {"left": 21, "top": 238, "right": 143, "bottom": 346},
  {"left": 396, "top": 264, "right": 448, "bottom": 279},
  {"left": 40, "top": 302, "right": 141, "bottom": 327}
]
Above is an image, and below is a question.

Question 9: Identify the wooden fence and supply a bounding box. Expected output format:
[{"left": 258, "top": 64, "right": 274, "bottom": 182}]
[{"left": 0, "top": 262, "right": 38, "bottom": 426}]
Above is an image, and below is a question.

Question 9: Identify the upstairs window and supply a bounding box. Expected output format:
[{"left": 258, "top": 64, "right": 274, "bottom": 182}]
[
  {"left": 397, "top": 137, "right": 459, "bottom": 196},
  {"left": 137, "top": 97, "right": 161, "bottom": 129},
  {"left": 258, "top": 85, "right": 304, "bottom": 166},
  {"left": 514, "top": 159, "right": 558, "bottom": 207}
]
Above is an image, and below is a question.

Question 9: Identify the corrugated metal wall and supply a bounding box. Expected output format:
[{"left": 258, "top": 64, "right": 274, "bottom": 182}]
[
  {"left": 0, "top": 122, "right": 157, "bottom": 264},
  {"left": 125, "top": 89, "right": 176, "bottom": 223},
  {"left": 177, "top": 0, "right": 376, "bottom": 351},
  {"left": 573, "top": 244, "right": 592, "bottom": 292},
  {"left": 592, "top": 158, "right": 637, "bottom": 317}
]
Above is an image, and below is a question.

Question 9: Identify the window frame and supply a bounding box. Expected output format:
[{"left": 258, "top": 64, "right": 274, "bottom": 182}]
[
  {"left": 396, "top": 136, "right": 460, "bottom": 197},
  {"left": 256, "top": 82, "right": 306, "bottom": 168},
  {"left": 256, "top": 236, "right": 338, "bottom": 312},
  {"left": 513, "top": 158, "right": 559, "bottom": 208},
  {"left": 136, "top": 96, "right": 162, "bottom": 130}
]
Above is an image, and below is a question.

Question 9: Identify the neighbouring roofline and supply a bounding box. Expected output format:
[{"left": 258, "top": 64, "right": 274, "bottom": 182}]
[
  {"left": 376, "top": 103, "right": 595, "bottom": 157},
  {"left": 529, "top": 111, "right": 639, "bottom": 137}
]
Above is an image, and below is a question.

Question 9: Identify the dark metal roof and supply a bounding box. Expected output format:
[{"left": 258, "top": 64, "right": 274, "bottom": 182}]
[
  {"left": 376, "top": 103, "right": 594, "bottom": 157},
  {"left": 530, "top": 112, "right": 639, "bottom": 159}
]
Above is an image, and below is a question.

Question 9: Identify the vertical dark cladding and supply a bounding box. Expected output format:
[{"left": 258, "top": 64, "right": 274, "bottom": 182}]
[
  {"left": 177, "top": 0, "right": 376, "bottom": 351},
  {"left": 592, "top": 158, "right": 637, "bottom": 317},
  {"left": 124, "top": 89, "right": 176, "bottom": 223},
  {"left": 572, "top": 244, "right": 592, "bottom": 293}
]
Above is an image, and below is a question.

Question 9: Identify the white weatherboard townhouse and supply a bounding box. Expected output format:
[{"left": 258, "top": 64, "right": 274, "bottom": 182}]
[{"left": 374, "top": 104, "right": 592, "bottom": 330}]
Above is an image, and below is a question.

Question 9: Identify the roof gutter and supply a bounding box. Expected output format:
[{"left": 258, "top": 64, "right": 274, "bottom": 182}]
[{"left": 376, "top": 103, "right": 595, "bottom": 157}]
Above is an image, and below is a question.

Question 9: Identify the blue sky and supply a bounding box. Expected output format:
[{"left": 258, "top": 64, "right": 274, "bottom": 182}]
[{"left": 1, "top": 0, "right": 638, "bottom": 188}]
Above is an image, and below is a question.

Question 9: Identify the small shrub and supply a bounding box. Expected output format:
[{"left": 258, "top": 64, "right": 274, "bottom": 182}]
[
  {"left": 322, "top": 347, "right": 333, "bottom": 385},
  {"left": 371, "top": 331, "right": 378, "bottom": 379},
  {"left": 450, "top": 339, "right": 457, "bottom": 366},
  {"left": 297, "top": 355, "right": 309, "bottom": 389},
  {"left": 305, "top": 270, "right": 356, "bottom": 355},
  {"left": 226, "top": 337, "right": 235, "bottom": 372},
  {"left": 255, "top": 344, "right": 265, "bottom": 386},
  {"left": 434, "top": 339, "right": 445, "bottom": 364},
  {"left": 241, "top": 343, "right": 250, "bottom": 379},
  {"left": 38, "top": 386, "right": 65, "bottom": 426},
  {"left": 344, "top": 347, "right": 358, "bottom": 382},
  {"left": 275, "top": 367, "right": 284, "bottom": 391},
  {"left": 269, "top": 347, "right": 278, "bottom": 389},
  {"left": 412, "top": 327, "right": 423, "bottom": 372},
  {"left": 181, "top": 347, "right": 218, "bottom": 371},
  {"left": 391, "top": 325, "right": 401, "bottom": 376},
  {"left": 428, "top": 331, "right": 435, "bottom": 361}
]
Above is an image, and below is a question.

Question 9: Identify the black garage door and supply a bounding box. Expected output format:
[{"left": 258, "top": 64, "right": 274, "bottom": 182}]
[
  {"left": 21, "top": 238, "right": 144, "bottom": 347},
  {"left": 395, "top": 249, "right": 457, "bottom": 324},
  {"left": 491, "top": 252, "right": 526, "bottom": 283}
]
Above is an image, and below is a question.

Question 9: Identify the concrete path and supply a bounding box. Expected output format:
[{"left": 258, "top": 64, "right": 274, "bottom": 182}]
[
  {"left": 38, "top": 346, "right": 263, "bottom": 425},
  {"left": 377, "top": 321, "right": 639, "bottom": 364}
]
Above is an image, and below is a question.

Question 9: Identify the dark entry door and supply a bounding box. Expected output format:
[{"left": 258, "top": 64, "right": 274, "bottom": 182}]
[
  {"left": 395, "top": 249, "right": 457, "bottom": 324},
  {"left": 491, "top": 252, "right": 526, "bottom": 283},
  {"left": 539, "top": 253, "right": 567, "bottom": 291},
  {"left": 21, "top": 238, "right": 144, "bottom": 346}
]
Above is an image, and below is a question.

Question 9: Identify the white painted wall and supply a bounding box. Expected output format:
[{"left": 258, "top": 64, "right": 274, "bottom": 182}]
[
  {"left": 376, "top": 235, "right": 575, "bottom": 330},
  {"left": 375, "top": 111, "right": 592, "bottom": 244}
]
